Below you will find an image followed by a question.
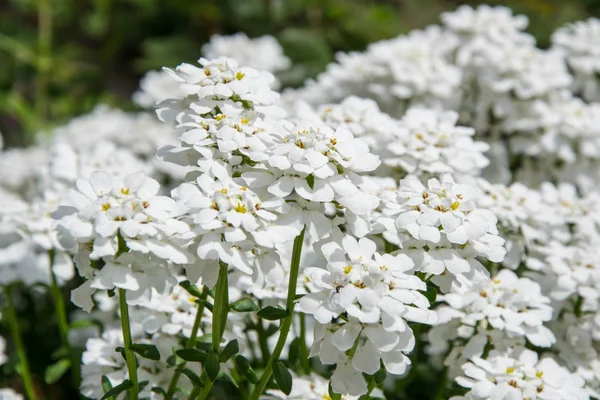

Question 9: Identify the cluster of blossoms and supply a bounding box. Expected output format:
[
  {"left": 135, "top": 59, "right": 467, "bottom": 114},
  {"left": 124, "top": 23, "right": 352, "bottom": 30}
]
[{"left": 2, "top": 5, "right": 600, "bottom": 400}]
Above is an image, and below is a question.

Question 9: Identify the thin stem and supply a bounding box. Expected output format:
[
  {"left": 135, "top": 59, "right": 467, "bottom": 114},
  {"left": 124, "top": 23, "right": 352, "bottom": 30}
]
[
  {"left": 255, "top": 313, "right": 270, "bottom": 364},
  {"left": 165, "top": 289, "right": 207, "bottom": 400},
  {"left": 197, "top": 262, "right": 229, "bottom": 400},
  {"left": 47, "top": 250, "right": 80, "bottom": 388},
  {"left": 187, "top": 386, "right": 201, "bottom": 400},
  {"left": 118, "top": 289, "right": 138, "bottom": 400},
  {"left": 5, "top": 284, "right": 38, "bottom": 400},
  {"left": 249, "top": 227, "right": 305, "bottom": 400},
  {"left": 299, "top": 313, "right": 310, "bottom": 374}
]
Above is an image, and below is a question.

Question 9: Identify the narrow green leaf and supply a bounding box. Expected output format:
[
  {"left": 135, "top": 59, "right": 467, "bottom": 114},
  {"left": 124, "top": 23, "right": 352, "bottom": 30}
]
[
  {"left": 151, "top": 387, "right": 167, "bottom": 395},
  {"left": 100, "top": 379, "right": 133, "bottom": 400},
  {"left": 50, "top": 346, "right": 68, "bottom": 360},
  {"left": 130, "top": 343, "right": 160, "bottom": 361},
  {"left": 176, "top": 368, "right": 203, "bottom": 387},
  {"left": 179, "top": 280, "right": 203, "bottom": 298},
  {"left": 175, "top": 348, "right": 207, "bottom": 363},
  {"left": 198, "top": 299, "right": 213, "bottom": 313},
  {"left": 257, "top": 305, "right": 288, "bottom": 321},
  {"left": 101, "top": 375, "right": 113, "bottom": 396},
  {"left": 69, "top": 319, "right": 100, "bottom": 330},
  {"left": 273, "top": 361, "right": 293, "bottom": 395},
  {"left": 307, "top": 174, "right": 315, "bottom": 189},
  {"left": 166, "top": 354, "right": 177, "bottom": 367},
  {"left": 288, "top": 337, "right": 301, "bottom": 366},
  {"left": 230, "top": 298, "right": 259, "bottom": 312},
  {"left": 235, "top": 355, "right": 258, "bottom": 384},
  {"left": 374, "top": 368, "right": 387, "bottom": 385},
  {"left": 219, "top": 339, "right": 239, "bottom": 363},
  {"left": 45, "top": 359, "right": 71, "bottom": 384},
  {"left": 205, "top": 350, "right": 220, "bottom": 382}
]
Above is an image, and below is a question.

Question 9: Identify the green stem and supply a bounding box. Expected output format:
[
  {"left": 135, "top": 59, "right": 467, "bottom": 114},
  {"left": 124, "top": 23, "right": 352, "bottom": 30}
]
[
  {"left": 299, "top": 313, "right": 310, "bottom": 375},
  {"left": 255, "top": 312, "right": 271, "bottom": 364},
  {"left": 47, "top": 250, "right": 80, "bottom": 388},
  {"left": 165, "top": 289, "right": 208, "bottom": 400},
  {"left": 197, "top": 261, "right": 230, "bottom": 400},
  {"left": 118, "top": 289, "right": 138, "bottom": 400},
  {"left": 187, "top": 386, "right": 201, "bottom": 400},
  {"left": 249, "top": 227, "right": 305, "bottom": 400},
  {"left": 5, "top": 284, "right": 38, "bottom": 400}
]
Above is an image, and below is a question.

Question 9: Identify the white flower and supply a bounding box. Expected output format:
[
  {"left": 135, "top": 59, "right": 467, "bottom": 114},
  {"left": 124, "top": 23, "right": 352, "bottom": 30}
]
[
  {"left": 299, "top": 235, "right": 435, "bottom": 396},
  {"left": 453, "top": 347, "right": 589, "bottom": 400},
  {"left": 202, "top": 33, "right": 290, "bottom": 73},
  {"left": 246, "top": 122, "right": 381, "bottom": 215},
  {"left": 381, "top": 174, "right": 505, "bottom": 291},
  {"left": 55, "top": 170, "right": 191, "bottom": 266},
  {"left": 81, "top": 328, "right": 191, "bottom": 400},
  {"left": 552, "top": 18, "right": 600, "bottom": 101},
  {"left": 430, "top": 269, "right": 556, "bottom": 362},
  {"left": 384, "top": 108, "right": 489, "bottom": 178},
  {"left": 172, "top": 172, "right": 301, "bottom": 285}
]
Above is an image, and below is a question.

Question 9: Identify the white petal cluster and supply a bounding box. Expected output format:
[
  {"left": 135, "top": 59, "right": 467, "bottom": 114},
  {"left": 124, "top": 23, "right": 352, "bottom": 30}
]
[
  {"left": 552, "top": 18, "right": 600, "bottom": 101},
  {"left": 81, "top": 327, "right": 188, "bottom": 400},
  {"left": 452, "top": 347, "right": 588, "bottom": 400},
  {"left": 298, "top": 235, "right": 436, "bottom": 395},
  {"left": 380, "top": 174, "right": 505, "bottom": 291},
  {"left": 283, "top": 26, "right": 461, "bottom": 117},
  {"left": 202, "top": 33, "right": 290, "bottom": 73},
  {"left": 429, "top": 269, "right": 555, "bottom": 369},
  {"left": 384, "top": 109, "right": 489, "bottom": 178}
]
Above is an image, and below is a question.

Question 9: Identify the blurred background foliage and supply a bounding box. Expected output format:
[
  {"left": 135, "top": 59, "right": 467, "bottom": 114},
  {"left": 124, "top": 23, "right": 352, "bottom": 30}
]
[{"left": 0, "top": 0, "right": 598, "bottom": 148}]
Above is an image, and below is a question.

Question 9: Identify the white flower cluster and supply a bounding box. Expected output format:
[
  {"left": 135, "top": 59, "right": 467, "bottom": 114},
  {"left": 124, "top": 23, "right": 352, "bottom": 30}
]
[
  {"left": 298, "top": 236, "right": 436, "bottom": 394},
  {"left": 451, "top": 347, "right": 588, "bottom": 400}
]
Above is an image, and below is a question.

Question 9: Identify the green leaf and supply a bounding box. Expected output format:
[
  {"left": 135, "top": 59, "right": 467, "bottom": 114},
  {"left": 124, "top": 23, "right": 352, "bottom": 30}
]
[
  {"left": 273, "top": 361, "right": 293, "bottom": 395},
  {"left": 205, "top": 350, "right": 220, "bottom": 382},
  {"left": 130, "top": 343, "right": 160, "bottom": 361},
  {"left": 175, "top": 348, "right": 208, "bottom": 363},
  {"left": 257, "top": 305, "right": 288, "bottom": 321},
  {"left": 69, "top": 318, "right": 100, "bottom": 330},
  {"left": 50, "top": 346, "right": 69, "bottom": 360},
  {"left": 176, "top": 368, "right": 203, "bottom": 387},
  {"left": 151, "top": 387, "right": 167, "bottom": 395},
  {"left": 374, "top": 368, "right": 387, "bottom": 385},
  {"left": 219, "top": 339, "right": 239, "bottom": 363},
  {"left": 166, "top": 354, "right": 177, "bottom": 367},
  {"left": 101, "top": 375, "right": 113, "bottom": 395},
  {"left": 230, "top": 298, "right": 259, "bottom": 312},
  {"left": 197, "top": 299, "right": 213, "bottom": 313},
  {"left": 179, "top": 280, "right": 203, "bottom": 298},
  {"left": 101, "top": 379, "right": 133, "bottom": 400},
  {"left": 306, "top": 174, "right": 315, "bottom": 189},
  {"left": 234, "top": 355, "right": 258, "bottom": 384},
  {"left": 45, "top": 359, "right": 71, "bottom": 384},
  {"left": 288, "top": 337, "right": 301, "bottom": 366}
]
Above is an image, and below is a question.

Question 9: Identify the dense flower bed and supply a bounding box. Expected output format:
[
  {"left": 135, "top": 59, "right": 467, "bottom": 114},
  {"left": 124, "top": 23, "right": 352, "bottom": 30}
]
[{"left": 1, "top": 6, "right": 600, "bottom": 400}]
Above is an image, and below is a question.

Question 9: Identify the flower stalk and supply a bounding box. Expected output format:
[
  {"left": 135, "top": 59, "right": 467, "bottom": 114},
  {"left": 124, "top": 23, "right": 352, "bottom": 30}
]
[
  {"left": 5, "top": 284, "right": 38, "bottom": 400},
  {"left": 48, "top": 250, "right": 80, "bottom": 388},
  {"left": 249, "top": 226, "right": 305, "bottom": 400},
  {"left": 165, "top": 288, "right": 208, "bottom": 400},
  {"left": 197, "top": 261, "right": 230, "bottom": 400},
  {"left": 118, "top": 288, "right": 139, "bottom": 400}
]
